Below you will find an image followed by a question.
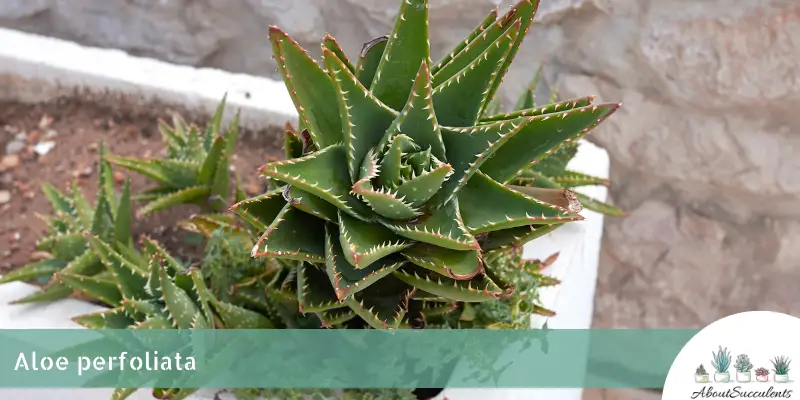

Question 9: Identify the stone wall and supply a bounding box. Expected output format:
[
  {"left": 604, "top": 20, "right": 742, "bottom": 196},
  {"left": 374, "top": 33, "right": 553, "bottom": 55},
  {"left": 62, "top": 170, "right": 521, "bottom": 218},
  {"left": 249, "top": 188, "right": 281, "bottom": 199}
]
[{"left": 2, "top": 0, "right": 799, "bottom": 332}]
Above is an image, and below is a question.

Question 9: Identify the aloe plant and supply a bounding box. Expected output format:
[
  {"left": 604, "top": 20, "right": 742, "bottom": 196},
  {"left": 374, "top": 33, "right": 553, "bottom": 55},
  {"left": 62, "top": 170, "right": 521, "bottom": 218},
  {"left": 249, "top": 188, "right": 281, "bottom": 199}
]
[
  {"left": 711, "top": 346, "right": 731, "bottom": 373},
  {"left": 233, "top": 0, "right": 619, "bottom": 330},
  {"left": 772, "top": 356, "right": 791, "bottom": 375},
  {"left": 0, "top": 142, "right": 135, "bottom": 304},
  {"left": 107, "top": 97, "right": 245, "bottom": 217},
  {"left": 492, "top": 66, "right": 626, "bottom": 217}
]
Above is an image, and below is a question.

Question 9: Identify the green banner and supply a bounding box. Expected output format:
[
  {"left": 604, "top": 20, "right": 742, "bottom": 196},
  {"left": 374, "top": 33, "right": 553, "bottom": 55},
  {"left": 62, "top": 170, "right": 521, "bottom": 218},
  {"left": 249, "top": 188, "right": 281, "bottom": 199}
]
[{"left": 0, "top": 329, "right": 698, "bottom": 389}]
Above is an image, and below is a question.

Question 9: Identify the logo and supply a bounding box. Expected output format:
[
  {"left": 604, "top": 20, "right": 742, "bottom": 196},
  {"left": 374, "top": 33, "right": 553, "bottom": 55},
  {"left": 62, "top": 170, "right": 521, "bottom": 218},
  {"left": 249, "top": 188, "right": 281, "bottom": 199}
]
[{"left": 663, "top": 312, "right": 800, "bottom": 399}]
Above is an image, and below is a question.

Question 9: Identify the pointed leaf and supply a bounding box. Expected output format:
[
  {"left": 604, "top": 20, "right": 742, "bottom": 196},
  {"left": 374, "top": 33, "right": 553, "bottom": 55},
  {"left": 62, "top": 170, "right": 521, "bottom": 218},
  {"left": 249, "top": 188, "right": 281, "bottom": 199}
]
[
  {"left": 344, "top": 278, "right": 414, "bottom": 330},
  {"left": 353, "top": 183, "right": 421, "bottom": 220},
  {"left": 209, "top": 153, "right": 230, "bottom": 211},
  {"left": 59, "top": 250, "right": 103, "bottom": 276},
  {"left": 381, "top": 61, "right": 446, "bottom": 160},
  {"left": 318, "top": 309, "right": 357, "bottom": 327},
  {"left": 575, "top": 192, "right": 627, "bottom": 216},
  {"left": 431, "top": 7, "right": 498, "bottom": 74},
  {"left": 394, "top": 161, "right": 453, "bottom": 207},
  {"left": 356, "top": 36, "right": 388, "bottom": 87},
  {"left": 270, "top": 27, "right": 342, "bottom": 148},
  {"left": 323, "top": 48, "right": 398, "bottom": 183},
  {"left": 551, "top": 170, "right": 610, "bottom": 188},
  {"left": 377, "top": 134, "right": 417, "bottom": 188},
  {"left": 402, "top": 244, "right": 482, "bottom": 280},
  {"left": 111, "top": 388, "right": 138, "bottom": 400},
  {"left": 288, "top": 186, "right": 339, "bottom": 223},
  {"left": 56, "top": 272, "right": 122, "bottom": 306},
  {"left": 252, "top": 203, "right": 326, "bottom": 263},
  {"left": 41, "top": 182, "right": 73, "bottom": 215},
  {"left": 297, "top": 262, "right": 345, "bottom": 313},
  {"left": 458, "top": 171, "right": 583, "bottom": 233},
  {"left": 428, "top": 118, "right": 529, "bottom": 208},
  {"left": 283, "top": 123, "right": 305, "bottom": 159},
  {"left": 198, "top": 136, "right": 226, "bottom": 185},
  {"left": 191, "top": 269, "right": 274, "bottom": 329},
  {"left": 259, "top": 143, "right": 372, "bottom": 219},
  {"left": 325, "top": 224, "right": 405, "bottom": 299},
  {"left": 69, "top": 182, "right": 94, "bottom": 228},
  {"left": 84, "top": 233, "right": 148, "bottom": 299},
  {"left": 10, "top": 283, "right": 72, "bottom": 304},
  {"left": 98, "top": 142, "right": 119, "bottom": 216},
  {"left": 480, "top": 103, "right": 620, "bottom": 183},
  {"left": 134, "top": 316, "right": 173, "bottom": 330},
  {"left": 141, "top": 237, "right": 184, "bottom": 275},
  {"left": 114, "top": 178, "right": 133, "bottom": 247},
  {"left": 0, "top": 259, "right": 66, "bottom": 284},
  {"left": 480, "top": 223, "right": 561, "bottom": 251},
  {"left": 381, "top": 199, "right": 478, "bottom": 250},
  {"left": 137, "top": 186, "right": 211, "bottom": 216},
  {"left": 230, "top": 188, "right": 287, "bottom": 233},
  {"left": 481, "top": 0, "right": 540, "bottom": 116},
  {"left": 431, "top": 20, "right": 519, "bottom": 127},
  {"left": 157, "top": 260, "right": 199, "bottom": 329},
  {"left": 322, "top": 34, "right": 355, "bottom": 74},
  {"left": 481, "top": 96, "right": 595, "bottom": 124},
  {"left": 392, "top": 268, "right": 507, "bottom": 302},
  {"left": 72, "top": 307, "right": 133, "bottom": 329},
  {"left": 338, "top": 211, "right": 411, "bottom": 268},
  {"left": 369, "top": 0, "right": 431, "bottom": 110}
]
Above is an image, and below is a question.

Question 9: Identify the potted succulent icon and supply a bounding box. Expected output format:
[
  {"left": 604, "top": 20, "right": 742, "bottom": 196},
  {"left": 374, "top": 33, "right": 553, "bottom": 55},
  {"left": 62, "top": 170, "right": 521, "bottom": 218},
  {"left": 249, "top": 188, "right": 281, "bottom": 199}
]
[
  {"left": 772, "top": 356, "right": 791, "bottom": 383},
  {"left": 695, "top": 364, "right": 710, "bottom": 383},
  {"left": 735, "top": 354, "right": 753, "bottom": 382},
  {"left": 711, "top": 346, "right": 732, "bottom": 383},
  {"left": 755, "top": 367, "right": 770, "bottom": 382}
]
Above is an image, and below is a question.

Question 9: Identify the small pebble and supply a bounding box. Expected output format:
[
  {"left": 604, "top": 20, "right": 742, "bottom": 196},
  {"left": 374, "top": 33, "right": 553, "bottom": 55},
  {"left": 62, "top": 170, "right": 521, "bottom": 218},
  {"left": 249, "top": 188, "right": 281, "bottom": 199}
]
[
  {"left": 45, "top": 129, "right": 58, "bottom": 139},
  {"left": 30, "top": 251, "right": 52, "bottom": 261},
  {"left": 1, "top": 154, "right": 20, "bottom": 169},
  {"left": 0, "top": 190, "right": 10, "bottom": 204},
  {"left": 5, "top": 140, "right": 25, "bottom": 155},
  {"left": 113, "top": 171, "right": 125, "bottom": 183},
  {"left": 34, "top": 141, "right": 56, "bottom": 156}
]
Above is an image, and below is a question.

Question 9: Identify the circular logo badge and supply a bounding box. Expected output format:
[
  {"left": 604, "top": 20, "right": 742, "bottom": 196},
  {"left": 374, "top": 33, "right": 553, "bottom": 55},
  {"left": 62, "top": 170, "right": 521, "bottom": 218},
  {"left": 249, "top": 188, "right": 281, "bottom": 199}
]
[{"left": 663, "top": 311, "right": 799, "bottom": 399}]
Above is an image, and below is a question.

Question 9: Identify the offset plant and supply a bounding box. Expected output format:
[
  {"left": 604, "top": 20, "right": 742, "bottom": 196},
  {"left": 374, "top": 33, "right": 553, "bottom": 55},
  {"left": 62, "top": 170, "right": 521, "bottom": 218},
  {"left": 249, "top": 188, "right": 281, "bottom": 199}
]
[
  {"left": 107, "top": 98, "right": 245, "bottom": 217},
  {"left": 495, "top": 66, "right": 625, "bottom": 217},
  {"left": 0, "top": 143, "right": 136, "bottom": 304},
  {"left": 233, "top": 0, "right": 619, "bottom": 329}
]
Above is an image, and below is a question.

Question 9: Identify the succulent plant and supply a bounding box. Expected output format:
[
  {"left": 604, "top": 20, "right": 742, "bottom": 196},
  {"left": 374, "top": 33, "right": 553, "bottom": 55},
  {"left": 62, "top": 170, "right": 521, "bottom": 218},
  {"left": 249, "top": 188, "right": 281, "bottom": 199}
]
[
  {"left": 711, "top": 346, "right": 731, "bottom": 373},
  {"left": 696, "top": 364, "right": 708, "bottom": 376},
  {"left": 233, "top": 0, "right": 619, "bottom": 330},
  {"left": 772, "top": 356, "right": 791, "bottom": 375},
  {"left": 0, "top": 142, "right": 135, "bottom": 305},
  {"left": 107, "top": 98, "right": 245, "bottom": 217},
  {"left": 496, "top": 66, "right": 626, "bottom": 217},
  {"left": 755, "top": 367, "right": 769, "bottom": 377},
  {"left": 735, "top": 354, "right": 753, "bottom": 372}
]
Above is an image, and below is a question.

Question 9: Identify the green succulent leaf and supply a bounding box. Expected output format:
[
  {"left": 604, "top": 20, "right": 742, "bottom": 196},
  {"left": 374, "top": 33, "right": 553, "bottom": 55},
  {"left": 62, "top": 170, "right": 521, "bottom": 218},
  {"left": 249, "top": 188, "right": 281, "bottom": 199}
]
[
  {"left": 269, "top": 27, "right": 342, "bottom": 148},
  {"left": 84, "top": 233, "right": 148, "bottom": 300},
  {"left": 551, "top": 170, "right": 610, "bottom": 188},
  {"left": 432, "top": 20, "right": 519, "bottom": 127},
  {"left": 480, "top": 224, "right": 561, "bottom": 251},
  {"left": 575, "top": 192, "right": 627, "bottom": 216},
  {"left": 137, "top": 186, "right": 211, "bottom": 217},
  {"left": 252, "top": 203, "right": 326, "bottom": 262},
  {"left": 157, "top": 260, "right": 200, "bottom": 329},
  {"left": 325, "top": 224, "right": 406, "bottom": 300},
  {"left": 381, "top": 199, "right": 478, "bottom": 251},
  {"left": 259, "top": 143, "right": 372, "bottom": 219},
  {"left": 392, "top": 268, "right": 507, "bottom": 302},
  {"left": 480, "top": 103, "right": 620, "bottom": 184},
  {"left": 480, "top": 96, "right": 596, "bottom": 124},
  {"left": 230, "top": 188, "right": 287, "bottom": 233},
  {"left": 401, "top": 244, "right": 482, "bottom": 280},
  {"left": 322, "top": 34, "right": 355, "bottom": 75},
  {"left": 338, "top": 211, "right": 411, "bottom": 268},
  {"left": 297, "top": 262, "right": 345, "bottom": 313},
  {"left": 10, "top": 283, "right": 73, "bottom": 305},
  {"left": 431, "top": 7, "right": 498, "bottom": 75},
  {"left": 0, "top": 259, "right": 66, "bottom": 284},
  {"left": 56, "top": 272, "right": 122, "bottom": 306},
  {"left": 72, "top": 307, "right": 134, "bottom": 329},
  {"left": 369, "top": 0, "right": 431, "bottom": 110}
]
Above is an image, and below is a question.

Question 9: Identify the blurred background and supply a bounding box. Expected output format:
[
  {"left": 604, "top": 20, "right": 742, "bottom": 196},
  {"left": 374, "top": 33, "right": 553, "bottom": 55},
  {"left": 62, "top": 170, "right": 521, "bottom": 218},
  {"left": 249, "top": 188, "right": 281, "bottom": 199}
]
[{"left": 1, "top": 0, "right": 798, "bottom": 398}]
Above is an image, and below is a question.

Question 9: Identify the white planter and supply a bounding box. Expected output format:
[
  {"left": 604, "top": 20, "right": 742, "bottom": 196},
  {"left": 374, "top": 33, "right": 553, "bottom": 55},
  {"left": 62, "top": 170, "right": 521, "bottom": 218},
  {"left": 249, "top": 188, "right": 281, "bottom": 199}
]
[
  {"left": 0, "top": 27, "right": 610, "bottom": 400},
  {"left": 714, "top": 372, "right": 730, "bottom": 383},
  {"left": 695, "top": 374, "right": 709, "bottom": 383},
  {"left": 757, "top": 375, "right": 769, "bottom": 382},
  {"left": 775, "top": 374, "right": 789, "bottom": 383},
  {"left": 736, "top": 371, "right": 751, "bottom": 383}
]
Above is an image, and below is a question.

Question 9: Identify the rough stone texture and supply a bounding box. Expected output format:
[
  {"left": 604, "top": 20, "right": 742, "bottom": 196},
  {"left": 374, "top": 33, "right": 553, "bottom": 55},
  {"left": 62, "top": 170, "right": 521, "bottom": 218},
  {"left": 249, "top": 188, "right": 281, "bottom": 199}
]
[{"left": 1, "top": 0, "right": 799, "bottom": 329}]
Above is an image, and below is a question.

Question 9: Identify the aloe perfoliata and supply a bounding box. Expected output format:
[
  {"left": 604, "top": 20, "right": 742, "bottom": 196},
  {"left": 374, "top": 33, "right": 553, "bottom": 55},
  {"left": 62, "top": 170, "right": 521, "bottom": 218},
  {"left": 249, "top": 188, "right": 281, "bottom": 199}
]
[
  {"left": 233, "top": 0, "right": 620, "bottom": 329},
  {"left": 0, "top": 142, "right": 135, "bottom": 304},
  {"left": 107, "top": 97, "right": 245, "bottom": 217}
]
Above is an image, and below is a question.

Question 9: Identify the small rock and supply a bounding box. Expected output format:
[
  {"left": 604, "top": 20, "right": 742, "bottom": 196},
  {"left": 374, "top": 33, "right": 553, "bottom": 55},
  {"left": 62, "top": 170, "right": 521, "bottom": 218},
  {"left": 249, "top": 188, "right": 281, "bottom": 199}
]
[
  {"left": 23, "top": 191, "right": 35, "bottom": 199},
  {"left": 14, "top": 132, "right": 27, "bottom": 141},
  {"left": 38, "top": 114, "right": 53, "bottom": 129},
  {"left": 34, "top": 141, "right": 56, "bottom": 156},
  {"left": 88, "top": 143, "right": 98, "bottom": 152},
  {"left": 12, "top": 232, "right": 20, "bottom": 241},
  {"left": 0, "top": 190, "right": 10, "bottom": 204},
  {"left": 80, "top": 166, "right": 93, "bottom": 177},
  {"left": 2, "top": 154, "right": 20, "bottom": 169},
  {"left": 5, "top": 140, "right": 25, "bottom": 155},
  {"left": 45, "top": 129, "right": 58, "bottom": 139},
  {"left": 0, "top": 173, "right": 12, "bottom": 185},
  {"left": 113, "top": 171, "right": 125, "bottom": 184}
]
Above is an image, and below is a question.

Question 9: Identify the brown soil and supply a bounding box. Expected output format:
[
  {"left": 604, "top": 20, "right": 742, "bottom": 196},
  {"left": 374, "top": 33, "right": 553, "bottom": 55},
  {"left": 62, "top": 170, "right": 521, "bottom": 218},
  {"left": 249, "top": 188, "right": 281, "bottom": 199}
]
[{"left": 0, "top": 97, "right": 285, "bottom": 275}]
